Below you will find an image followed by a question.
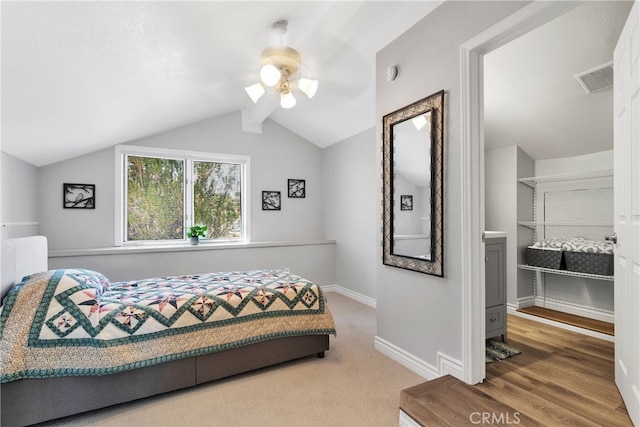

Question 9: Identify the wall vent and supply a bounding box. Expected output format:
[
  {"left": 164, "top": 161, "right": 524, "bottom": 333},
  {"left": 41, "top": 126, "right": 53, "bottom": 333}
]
[{"left": 575, "top": 62, "right": 614, "bottom": 94}]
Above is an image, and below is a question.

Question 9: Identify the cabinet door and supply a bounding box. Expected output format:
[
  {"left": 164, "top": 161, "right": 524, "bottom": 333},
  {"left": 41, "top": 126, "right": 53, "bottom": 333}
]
[{"left": 485, "top": 242, "right": 505, "bottom": 307}]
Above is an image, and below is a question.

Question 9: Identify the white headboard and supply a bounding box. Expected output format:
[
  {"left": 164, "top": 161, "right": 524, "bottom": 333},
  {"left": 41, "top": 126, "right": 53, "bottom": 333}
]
[{"left": 1, "top": 235, "right": 48, "bottom": 301}]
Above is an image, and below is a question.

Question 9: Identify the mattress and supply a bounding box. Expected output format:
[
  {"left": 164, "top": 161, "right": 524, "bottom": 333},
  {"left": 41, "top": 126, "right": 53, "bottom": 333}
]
[{"left": 0, "top": 268, "right": 336, "bottom": 383}]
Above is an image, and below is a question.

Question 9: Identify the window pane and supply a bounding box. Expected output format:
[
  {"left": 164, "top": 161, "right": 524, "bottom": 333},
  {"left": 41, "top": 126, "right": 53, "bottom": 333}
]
[
  {"left": 127, "top": 156, "right": 184, "bottom": 241},
  {"left": 193, "top": 161, "right": 242, "bottom": 239}
]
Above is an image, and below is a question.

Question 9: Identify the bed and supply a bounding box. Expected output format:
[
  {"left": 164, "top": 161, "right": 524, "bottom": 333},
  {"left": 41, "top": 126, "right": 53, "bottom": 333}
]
[{"left": 1, "top": 236, "right": 336, "bottom": 426}]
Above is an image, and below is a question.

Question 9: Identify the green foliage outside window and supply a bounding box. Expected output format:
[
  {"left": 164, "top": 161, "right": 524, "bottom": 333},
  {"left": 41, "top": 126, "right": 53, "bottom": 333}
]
[
  {"left": 126, "top": 155, "right": 242, "bottom": 242},
  {"left": 193, "top": 161, "right": 241, "bottom": 239},
  {"left": 127, "top": 156, "right": 184, "bottom": 241}
]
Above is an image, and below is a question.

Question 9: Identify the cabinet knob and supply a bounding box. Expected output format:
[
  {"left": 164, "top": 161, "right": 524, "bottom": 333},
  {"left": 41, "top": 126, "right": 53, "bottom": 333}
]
[{"left": 485, "top": 256, "right": 489, "bottom": 262}]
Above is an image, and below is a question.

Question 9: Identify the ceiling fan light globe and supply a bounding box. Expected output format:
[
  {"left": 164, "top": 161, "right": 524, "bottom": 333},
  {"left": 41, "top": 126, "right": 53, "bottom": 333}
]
[
  {"left": 280, "top": 92, "right": 296, "bottom": 109},
  {"left": 298, "top": 78, "right": 318, "bottom": 98},
  {"left": 260, "top": 64, "right": 281, "bottom": 87},
  {"left": 245, "top": 83, "right": 266, "bottom": 104}
]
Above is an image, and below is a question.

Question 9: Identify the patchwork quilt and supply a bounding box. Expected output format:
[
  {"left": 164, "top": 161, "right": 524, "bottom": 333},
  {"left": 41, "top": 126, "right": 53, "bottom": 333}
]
[{"left": 0, "top": 269, "right": 336, "bottom": 382}]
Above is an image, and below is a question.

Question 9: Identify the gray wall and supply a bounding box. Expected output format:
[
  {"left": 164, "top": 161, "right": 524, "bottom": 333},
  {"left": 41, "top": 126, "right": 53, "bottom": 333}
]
[
  {"left": 516, "top": 147, "right": 535, "bottom": 301},
  {"left": 322, "top": 128, "right": 377, "bottom": 300},
  {"left": 485, "top": 145, "right": 534, "bottom": 307},
  {"left": 375, "top": 1, "right": 529, "bottom": 370},
  {"left": 38, "top": 112, "right": 325, "bottom": 250},
  {"left": 1, "top": 152, "right": 39, "bottom": 239},
  {"left": 49, "top": 243, "right": 335, "bottom": 286},
  {"left": 34, "top": 112, "right": 334, "bottom": 285}
]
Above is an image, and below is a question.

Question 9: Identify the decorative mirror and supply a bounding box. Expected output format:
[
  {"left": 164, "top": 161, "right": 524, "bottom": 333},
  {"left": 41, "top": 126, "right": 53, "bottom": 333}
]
[{"left": 382, "top": 90, "right": 444, "bottom": 276}]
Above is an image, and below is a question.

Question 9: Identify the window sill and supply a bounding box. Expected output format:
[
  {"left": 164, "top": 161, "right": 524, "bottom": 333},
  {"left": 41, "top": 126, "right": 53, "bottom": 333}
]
[{"left": 48, "top": 239, "right": 336, "bottom": 258}]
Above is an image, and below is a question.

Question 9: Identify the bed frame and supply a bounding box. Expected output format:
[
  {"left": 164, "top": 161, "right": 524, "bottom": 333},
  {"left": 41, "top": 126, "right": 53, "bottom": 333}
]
[{"left": 1, "top": 236, "right": 330, "bottom": 426}]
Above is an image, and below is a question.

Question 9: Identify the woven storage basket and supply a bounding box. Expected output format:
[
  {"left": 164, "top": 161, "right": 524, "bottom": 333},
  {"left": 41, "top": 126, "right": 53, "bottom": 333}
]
[
  {"left": 526, "top": 247, "right": 564, "bottom": 270},
  {"left": 564, "top": 251, "right": 613, "bottom": 276}
]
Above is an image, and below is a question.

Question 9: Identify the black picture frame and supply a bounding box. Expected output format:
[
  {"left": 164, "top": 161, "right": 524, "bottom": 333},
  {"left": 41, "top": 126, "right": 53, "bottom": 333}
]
[
  {"left": 288, "top": 179, "right": 306, "bottom": 198},
  {"left": 63, "top": 183, "right": 95, "bottom": 209},
  {"left": 400, "top": 195, "right": 413, "bottom": 211},
  {"left": 262, "top": 191, "right": 281, "bottom": 210}
]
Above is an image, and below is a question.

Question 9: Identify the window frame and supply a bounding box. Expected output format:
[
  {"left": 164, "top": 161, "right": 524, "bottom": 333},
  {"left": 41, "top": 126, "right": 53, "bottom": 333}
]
[{"left": 115, "top": 145, "right": 250, "bottom": 247}]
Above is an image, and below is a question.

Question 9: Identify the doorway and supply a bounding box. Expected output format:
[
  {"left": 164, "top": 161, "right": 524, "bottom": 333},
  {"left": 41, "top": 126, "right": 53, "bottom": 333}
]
[
  {"left": 482, "top": 2, "right": 629, "bottom": 338},
  {"left": 463, "top": 0, "right": 637, "bottom": 389},
  {"left": 463, "top": 2, "right": 639, "bottom": 423}
]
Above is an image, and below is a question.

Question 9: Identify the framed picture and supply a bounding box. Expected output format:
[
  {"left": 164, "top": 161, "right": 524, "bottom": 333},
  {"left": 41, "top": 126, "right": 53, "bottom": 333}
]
[
  {"left": 63, "top": 183, "right": 95, "bottom": 209},
  {"left": 262, "top": 191, "right": 281, "bottom": 210},
  {"left": 288, "top": 179, "right": 306, "bottom": 198},
  {"left": 400, "top": 195, "right": 413, "bottom": 211}
]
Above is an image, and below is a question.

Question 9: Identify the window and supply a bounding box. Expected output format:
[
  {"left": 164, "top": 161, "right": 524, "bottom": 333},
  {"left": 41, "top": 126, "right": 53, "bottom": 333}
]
[{"left": 116, "top": 146, "right": 249, "bottom": 245}]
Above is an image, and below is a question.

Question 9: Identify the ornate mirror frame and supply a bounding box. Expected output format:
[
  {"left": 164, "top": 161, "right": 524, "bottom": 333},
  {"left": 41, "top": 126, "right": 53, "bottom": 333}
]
[{"left": 382, "top": 90, "right": 444, "bottom": 276}]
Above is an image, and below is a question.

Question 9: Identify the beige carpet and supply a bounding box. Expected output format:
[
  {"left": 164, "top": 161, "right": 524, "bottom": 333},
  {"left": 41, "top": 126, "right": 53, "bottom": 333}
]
[{"left": 41, "top": 292, "right": 426, "bottom": 427}]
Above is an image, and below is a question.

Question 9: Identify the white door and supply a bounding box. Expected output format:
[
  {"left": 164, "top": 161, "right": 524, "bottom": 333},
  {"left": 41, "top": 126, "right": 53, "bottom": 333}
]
[{"left": 613, "top": 1, "right": 640, "bottom": 425}]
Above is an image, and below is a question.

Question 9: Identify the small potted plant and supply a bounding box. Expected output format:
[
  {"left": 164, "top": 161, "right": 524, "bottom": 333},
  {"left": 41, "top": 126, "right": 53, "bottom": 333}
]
[{"left": 187, "top": 225, "right": 208, "bottom": 245}]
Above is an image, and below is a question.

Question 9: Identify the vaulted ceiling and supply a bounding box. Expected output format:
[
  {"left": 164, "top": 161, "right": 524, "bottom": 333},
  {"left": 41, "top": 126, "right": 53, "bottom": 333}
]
[
  {"left": 1, "top": 1, "right": 633, "bottom": 167},
  {"left": 484, "top": 1, "right": 633, "bottom": 160},
  {"left": 1, "top": 1, "right": 442, "bottom": 167}
]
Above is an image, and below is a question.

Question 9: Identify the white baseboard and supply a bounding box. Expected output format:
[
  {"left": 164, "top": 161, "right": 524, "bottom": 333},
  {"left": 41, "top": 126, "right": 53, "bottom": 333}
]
[
  {"left": 399, "top": 410, "right": 421, "bottom": 427},
  {"left": 532, "top": 296, "right": 614, "bottom": 324},
  {"left": 323, "top": 284, "right": 376, "bottom": 309},
  {"left": 516, "top": 295, "right": 535, "bottom": 309},
  {"left": 327, "top": 284, "right": 462, "bottom": 380},
  {"left": 508, "top": 305, "right": 614, "bottom": 342},
  {"left": 515, "top": 294, "right": 614, "bottom": 324},
  {"left": 374, "top": 335, "right": 463, "bottom": 381}
]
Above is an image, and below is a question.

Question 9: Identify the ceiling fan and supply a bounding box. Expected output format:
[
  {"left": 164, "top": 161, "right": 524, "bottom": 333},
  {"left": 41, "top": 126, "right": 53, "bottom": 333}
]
[{"left": 244, "top": 20, "right": 318, "bottom": 109}]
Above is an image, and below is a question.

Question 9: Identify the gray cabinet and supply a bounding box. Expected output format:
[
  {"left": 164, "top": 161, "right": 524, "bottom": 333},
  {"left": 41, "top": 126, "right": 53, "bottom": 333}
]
[{"left": 485, "top": 236, "right": 506, "bottom": 341}]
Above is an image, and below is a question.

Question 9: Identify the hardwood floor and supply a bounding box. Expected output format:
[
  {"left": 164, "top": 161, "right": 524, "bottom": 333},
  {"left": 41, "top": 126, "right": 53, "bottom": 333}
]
[{"left": 401, "top": 314, "right": 632, "bottom": 426}]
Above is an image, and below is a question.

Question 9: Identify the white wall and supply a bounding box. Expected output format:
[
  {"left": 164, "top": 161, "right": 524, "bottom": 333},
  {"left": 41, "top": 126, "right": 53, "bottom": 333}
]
[
  {"left": 535, "top": 150, "right": 613, "bottom": 176},
  {"left": 532, "top": 150, "right": 614, "bottom": 320},
  {"left": 375, "top": 1, "right": 529, "bottom": 374},
  {"left": 322, "top": 128, "right": 377, "bottom": 299},
  {"left": 486, "top": 146, "right": 614, "bottom": 320},
  {"left": 38, "top": 112, "right": 325, "bottom": 250},
  {"left": 1, "top": 152, "right": 39, "bottom": 239}
]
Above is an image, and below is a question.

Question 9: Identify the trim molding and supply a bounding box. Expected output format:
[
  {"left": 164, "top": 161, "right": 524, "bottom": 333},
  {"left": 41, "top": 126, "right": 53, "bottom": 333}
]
[
  {"left": 399, "top": 410, "right": 421, "bottom": 427},
  {"left": 508, "top": 307, "right": 613, "bottom": 342},
  {"left": 327, "top": 285, "right": 462, "bottom": 380},
  {"left": 516, "top": 295, "right": 536, "bottom": 309},
  {"left": 460, "top": 0, "right": 584, "bottom": 385},
  {"left": 531, "top": 297, "right": 614, "bottom": 324},
  {"left": 374, "top": 335, "right": 463, "bottom": 381},
  {"left": 323, "top": 285, "right": 376, "bottom": 309},
  {"left": 49, "top": 239, "right": 336, "bottom": 258},
  {"left": 1, "top": 222, "right": 39, "bottom": 228},
  {"left": 513, "top": 295, "right": 614, "bottom": 323}
]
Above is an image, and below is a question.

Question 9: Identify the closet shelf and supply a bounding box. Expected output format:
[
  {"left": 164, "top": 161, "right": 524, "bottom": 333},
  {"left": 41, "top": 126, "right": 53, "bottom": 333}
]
[
  {"left": 518, "top": 169, "right": 613, "bottom": 188},
  {"left": 517, "top": 221, "right": 613, "bottom": 229},
  {"left": 517, "top": 264, "right": 614, "bottom": 281}
]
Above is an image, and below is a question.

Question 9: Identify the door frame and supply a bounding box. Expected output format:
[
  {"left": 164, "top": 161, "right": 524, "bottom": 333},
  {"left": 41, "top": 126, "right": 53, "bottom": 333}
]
[{"left": 460, "top": 0, "right": 584, "bottom": 384}]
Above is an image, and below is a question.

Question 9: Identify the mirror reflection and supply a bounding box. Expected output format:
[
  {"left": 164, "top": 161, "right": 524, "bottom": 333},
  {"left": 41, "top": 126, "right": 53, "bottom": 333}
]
[
  {"left": 382, "top": 90, "right": 444, "bottom": 276},
  {"left": 392, "top": 112, "right": 432, "bottom": 260}
]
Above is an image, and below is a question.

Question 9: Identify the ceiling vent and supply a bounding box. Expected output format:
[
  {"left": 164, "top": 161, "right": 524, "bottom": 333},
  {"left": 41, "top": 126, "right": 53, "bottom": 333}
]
[{"left": 575, "top": 62, "right": 614, "bottom": 94}]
